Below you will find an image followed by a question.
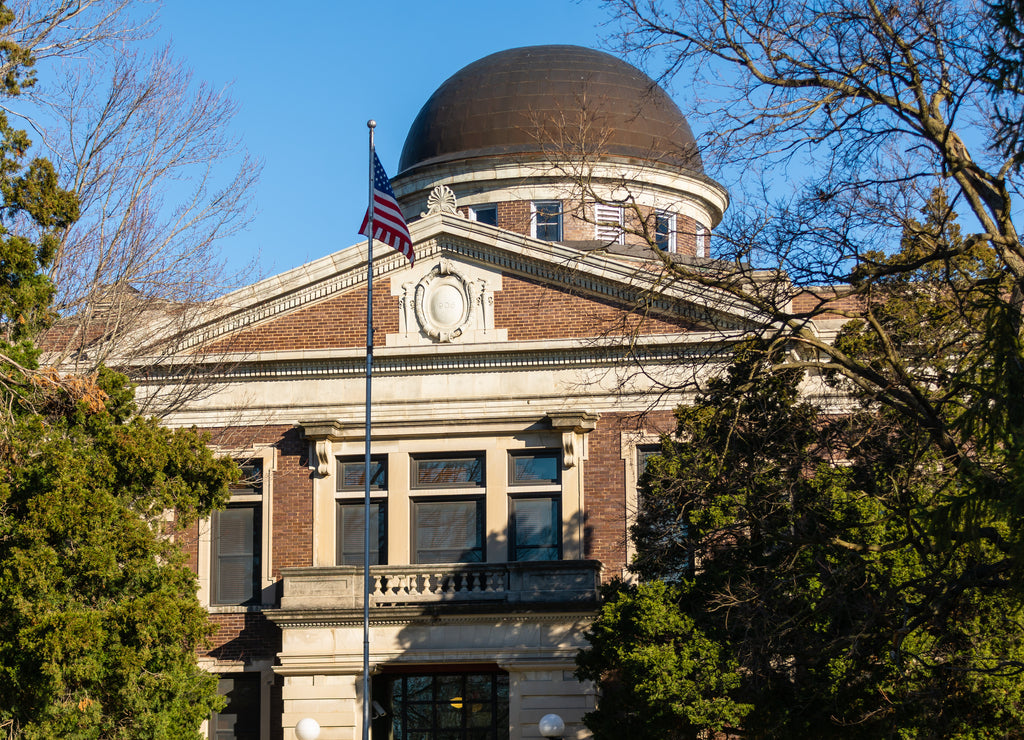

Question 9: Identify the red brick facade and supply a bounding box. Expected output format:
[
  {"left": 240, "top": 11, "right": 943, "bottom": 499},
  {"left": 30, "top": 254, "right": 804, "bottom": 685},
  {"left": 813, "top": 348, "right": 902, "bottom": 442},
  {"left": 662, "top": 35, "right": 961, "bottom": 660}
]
[
  {"left": 496, "top": 272, "right": 696, "bottom": 340},
  {"left": 202, "top": 279, "right": 400, "bottom": 354},
  {"left": 583, "top": 410, "right": 675, "bottom": 578}
]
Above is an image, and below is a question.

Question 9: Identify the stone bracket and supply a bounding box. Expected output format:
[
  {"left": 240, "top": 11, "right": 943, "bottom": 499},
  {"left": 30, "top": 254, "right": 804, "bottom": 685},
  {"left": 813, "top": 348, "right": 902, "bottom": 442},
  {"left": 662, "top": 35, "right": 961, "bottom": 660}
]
[
  {"left": 298, "top": 421, "right": 346, "bottom": 477},
  {"left": 547, "top": 411, "right": 599, "bottom": 469}
]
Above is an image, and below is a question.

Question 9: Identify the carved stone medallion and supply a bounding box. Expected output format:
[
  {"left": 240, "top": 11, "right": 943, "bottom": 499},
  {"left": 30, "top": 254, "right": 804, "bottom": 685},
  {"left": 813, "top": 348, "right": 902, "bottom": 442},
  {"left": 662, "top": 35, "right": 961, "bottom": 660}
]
[{"left": 413, "top": 259, "right": 478, "bottom": 342}]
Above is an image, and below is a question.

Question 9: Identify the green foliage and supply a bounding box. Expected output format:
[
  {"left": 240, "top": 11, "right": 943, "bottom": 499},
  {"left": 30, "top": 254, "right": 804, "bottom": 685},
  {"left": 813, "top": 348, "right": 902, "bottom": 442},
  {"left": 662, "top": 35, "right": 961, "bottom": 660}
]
[
  {"left": 0, "top": 2, "right": 78, "bottom": 352},
  {"left": 579, "top": 192, "right": 1024, "bottom": 737},
  {"left": 0, "top": 7, "right": 234, "bottom": 735},
  {"left": 576, "top": 580, "right": 751, "bottom": 740},
  {"left": 0, "top": 368, "right": 236, "bottom": 738}
]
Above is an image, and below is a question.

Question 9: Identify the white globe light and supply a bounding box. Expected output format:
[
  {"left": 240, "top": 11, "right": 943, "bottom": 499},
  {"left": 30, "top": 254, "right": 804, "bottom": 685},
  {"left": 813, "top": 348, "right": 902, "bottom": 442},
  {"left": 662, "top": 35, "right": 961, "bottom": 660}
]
[
  {"left": 538, "top": 713, "right": 565, "bottom": 738},
  {"left": 295, "top": 717, "right": 321, "bottom": 740}
]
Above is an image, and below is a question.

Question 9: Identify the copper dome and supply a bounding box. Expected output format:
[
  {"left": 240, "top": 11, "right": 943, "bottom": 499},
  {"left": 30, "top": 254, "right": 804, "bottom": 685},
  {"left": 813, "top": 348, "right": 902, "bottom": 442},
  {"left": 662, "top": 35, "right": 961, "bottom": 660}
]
[{"left": 397, "top": 45, "right": 702, "bottom": 175}]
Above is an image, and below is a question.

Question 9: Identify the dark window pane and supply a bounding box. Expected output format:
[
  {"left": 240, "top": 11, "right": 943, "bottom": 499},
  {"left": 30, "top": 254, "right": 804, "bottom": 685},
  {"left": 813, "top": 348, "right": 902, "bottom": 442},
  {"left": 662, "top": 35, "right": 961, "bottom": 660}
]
[
  {"left": 534, "top": 201, "right": 562, "bottom": 241},
  {"left": 407, "top": 676, "right": 433, "bottom": 701},
  {"left": 213, "top": 505, "right": 260, "bottom": 605},
  {"left": 655, "top": 213, "right": 673, "bottom": 251},
  {"left": 212, "top": 673, "right": 260, "bottom": 740},
  {"left": 337, "top": 501, "right": 386, "bottom": 565},
  {"left": 412, "top": 456, "right": 484, "bottom": 488},
  {"left": 436, "top": 675, "right": 463, "bottom": 701},
  {"left": 638, "top": 445, "right": 662, "bottom": 480},
  {"left": 414, "top": 500, "right": 483, "bottom": 563},
  {"left": 230, "top": 460, "right": 263, "bottom": 494},
  {"left": 510, "top": 451, "right": 560, "bottom": 485},
  {"left": 338, "top": 456, "right": 387, "bottom": 491},
  {"left": 380, "top": 673, "right": 509, "bottom": 740},
  {"left": 511, "top": 497, "right": 559, "bottom": 561},
  {"left": 474, "top": 206, "right": 497, "bottom": 226}
]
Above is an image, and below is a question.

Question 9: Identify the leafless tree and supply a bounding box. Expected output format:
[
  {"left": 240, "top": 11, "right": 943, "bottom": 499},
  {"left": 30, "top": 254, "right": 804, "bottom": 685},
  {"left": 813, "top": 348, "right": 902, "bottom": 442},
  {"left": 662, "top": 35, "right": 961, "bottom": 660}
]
[
  {"left": 41, "top": 47, "right": 259, "bottom": 385},
  {"left": 0, "top": 2, "right": 260, "bottom": 414},
  {"left": 546, "top": 0, "right": 1022, "bottom": 414}
]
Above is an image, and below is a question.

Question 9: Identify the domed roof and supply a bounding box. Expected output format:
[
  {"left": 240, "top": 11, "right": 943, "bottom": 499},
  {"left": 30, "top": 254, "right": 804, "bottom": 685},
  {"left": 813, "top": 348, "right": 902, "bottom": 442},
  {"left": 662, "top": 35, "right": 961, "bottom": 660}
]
[{"left": 398, "top": 45, "right": 702, "bottom": 175}]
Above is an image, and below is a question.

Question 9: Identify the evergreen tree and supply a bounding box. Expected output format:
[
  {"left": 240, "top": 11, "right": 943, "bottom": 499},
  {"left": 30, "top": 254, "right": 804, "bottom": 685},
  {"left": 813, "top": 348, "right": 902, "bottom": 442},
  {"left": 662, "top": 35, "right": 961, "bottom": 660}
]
[
  {"left": 0, "top": 4, "right": 236, "bottom": 735},
  {"left": 577, "top": 193, "right": 1024, "bottom": 738}
]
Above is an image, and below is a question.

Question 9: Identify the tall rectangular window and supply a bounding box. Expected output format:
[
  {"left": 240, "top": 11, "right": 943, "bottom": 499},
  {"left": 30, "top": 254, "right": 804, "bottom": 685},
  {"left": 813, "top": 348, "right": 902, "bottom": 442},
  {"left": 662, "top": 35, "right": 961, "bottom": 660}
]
[
  {"left": 211, "top": 673, "right": 260, "bottom": 740},
  {"left": 595, "top": 203, "right": 624, "bottom": 244},
  {"left": 508, "top": 450, "right": 561, "bottom": 561},
  {"left": 336, "top": 455, "right": 388, "bottom": 566},
  {"left": 337, "top": 501, "right": 386, "bottom": 565},
  {"left": 411, "top": 454, "right": 486, "bottom": 564},
  {"left": 510, "top": 497, "right": 560, "bottom": 561},
  {"left": 532, "top": 201, "right": 562, "bottom": 241},
  {"left": 212, "top": 505, "right": 261, "bottom": 605},
  {"left": 655, "top": 211, "right": 676, "bottom": 252},
  {"left": 695, "top": 221, "right": 707, "bottom": 257},
  {"left": 413, "top": 499, "right": 485, "bottom": 563}
]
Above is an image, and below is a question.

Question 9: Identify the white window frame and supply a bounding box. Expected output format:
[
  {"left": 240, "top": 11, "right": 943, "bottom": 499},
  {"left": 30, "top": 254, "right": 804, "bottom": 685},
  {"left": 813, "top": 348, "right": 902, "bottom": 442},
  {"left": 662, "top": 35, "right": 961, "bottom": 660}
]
[
  {"left": 198, "top": 446, "right": 275, "bottom": 610},
  {"left": 695, "top": 220, "right": 707, "bottom": 257},
  {"left": 655, "top": 211, "right": 676, "bottom": 253},
  {"left": 594, "top": 203, "right": 624, "bottom": 244},
  {"left": 468, "top": 204, "right": 497, "bottom": 226},
  {"left": 531, "top": 200, "right": 562, "bottom": 241}
]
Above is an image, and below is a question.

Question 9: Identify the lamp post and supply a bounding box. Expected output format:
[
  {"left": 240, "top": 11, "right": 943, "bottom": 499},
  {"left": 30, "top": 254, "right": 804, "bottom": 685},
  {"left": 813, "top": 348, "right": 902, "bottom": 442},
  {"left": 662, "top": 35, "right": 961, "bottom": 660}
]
[
  {"left": 295, "top": 717, "right": 321, "bottom": 740},
  {"left": 539, "top": 713, "right": 565, "bottom": 740}
]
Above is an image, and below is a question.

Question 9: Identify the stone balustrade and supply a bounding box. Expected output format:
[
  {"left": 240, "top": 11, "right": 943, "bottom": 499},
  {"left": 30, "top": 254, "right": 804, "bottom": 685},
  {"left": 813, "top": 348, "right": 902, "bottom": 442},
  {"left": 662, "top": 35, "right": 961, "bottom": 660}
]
[{"left": 277, "top": 560, "right": 602, "bottom": 611}]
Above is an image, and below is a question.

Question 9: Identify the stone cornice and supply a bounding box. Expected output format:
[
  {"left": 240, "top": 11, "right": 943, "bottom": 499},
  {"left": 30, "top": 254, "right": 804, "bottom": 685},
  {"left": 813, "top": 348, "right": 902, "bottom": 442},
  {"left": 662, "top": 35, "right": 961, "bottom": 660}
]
[{"left": 138, "top": 332, "right": 740, "bottom": 385}]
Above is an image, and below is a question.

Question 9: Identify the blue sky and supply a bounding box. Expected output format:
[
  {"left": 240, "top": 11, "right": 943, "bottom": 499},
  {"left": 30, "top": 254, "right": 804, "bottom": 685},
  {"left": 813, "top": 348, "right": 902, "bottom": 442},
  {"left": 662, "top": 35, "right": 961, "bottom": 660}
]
[{"left": 146, "top": 1, "right": 624, "bottom": 279}]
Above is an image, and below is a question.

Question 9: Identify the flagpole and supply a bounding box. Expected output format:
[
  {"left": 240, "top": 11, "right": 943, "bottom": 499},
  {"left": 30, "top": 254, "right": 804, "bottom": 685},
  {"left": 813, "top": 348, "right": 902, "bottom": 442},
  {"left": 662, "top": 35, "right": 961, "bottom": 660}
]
[{"left": 362, "top": 118, "right": 375, "bottom": 740}]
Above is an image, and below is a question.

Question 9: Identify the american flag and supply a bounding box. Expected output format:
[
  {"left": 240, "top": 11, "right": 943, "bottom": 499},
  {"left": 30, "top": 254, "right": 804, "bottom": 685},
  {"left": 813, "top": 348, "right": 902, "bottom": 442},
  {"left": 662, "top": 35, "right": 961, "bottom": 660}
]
[{"left": 359, "top": 152, "right": 414, "bottom": 264}]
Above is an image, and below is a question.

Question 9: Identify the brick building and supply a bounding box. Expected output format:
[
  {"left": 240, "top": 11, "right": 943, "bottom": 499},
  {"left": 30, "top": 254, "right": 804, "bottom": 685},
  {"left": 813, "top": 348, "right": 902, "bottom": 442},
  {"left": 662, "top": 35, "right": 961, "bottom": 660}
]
[{"left": 146, "top": 45, "right": 754, "bottom": 740}]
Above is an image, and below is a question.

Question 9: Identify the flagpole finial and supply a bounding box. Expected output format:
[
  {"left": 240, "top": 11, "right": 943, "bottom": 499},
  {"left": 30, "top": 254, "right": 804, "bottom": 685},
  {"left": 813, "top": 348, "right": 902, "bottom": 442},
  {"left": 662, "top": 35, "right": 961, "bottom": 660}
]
[{"left": 367, "top": 119, "right": 376, "bottom": 129}]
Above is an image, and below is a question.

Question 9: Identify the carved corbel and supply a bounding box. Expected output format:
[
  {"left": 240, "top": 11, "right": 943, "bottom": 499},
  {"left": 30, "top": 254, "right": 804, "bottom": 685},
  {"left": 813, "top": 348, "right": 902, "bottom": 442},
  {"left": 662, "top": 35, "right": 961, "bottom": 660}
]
[
  {"left": 298, "top": 421, "right": 345, "bottom": 478},
  {"left": 547, "top": 411, "right": 599, "bottom": 468}
]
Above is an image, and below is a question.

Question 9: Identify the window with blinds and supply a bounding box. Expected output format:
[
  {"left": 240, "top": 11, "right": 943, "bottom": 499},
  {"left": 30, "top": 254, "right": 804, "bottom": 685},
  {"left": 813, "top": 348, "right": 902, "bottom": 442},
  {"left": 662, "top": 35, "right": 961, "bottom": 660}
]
[
  {"left": 508, "top": 450, "right": 561, "bottom": 561},
  {"left": 212, "top": 504, "right": 260, "bottom": 605},
  {"left": 337, "top": 501, "right": 386, "bottom": 565},
  {"left": 411, "top": 454, "right": 484, "bottom": 489},
  {"left": 412, "top": 498, "right": 484, "bottom": 563}
]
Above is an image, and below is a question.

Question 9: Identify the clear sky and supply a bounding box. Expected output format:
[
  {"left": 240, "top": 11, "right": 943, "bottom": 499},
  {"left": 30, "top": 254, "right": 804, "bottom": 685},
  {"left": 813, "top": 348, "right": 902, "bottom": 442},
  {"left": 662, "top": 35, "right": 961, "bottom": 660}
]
[{"left": 145, "top": 1, "right": 626, "bottom": 280}]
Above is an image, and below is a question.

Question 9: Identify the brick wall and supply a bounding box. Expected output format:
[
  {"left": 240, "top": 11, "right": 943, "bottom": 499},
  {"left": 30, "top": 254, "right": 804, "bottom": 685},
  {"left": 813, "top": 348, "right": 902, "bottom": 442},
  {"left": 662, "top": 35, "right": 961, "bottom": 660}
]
[
  {"left": 201, "top": 279, "right": 399, "bottom": 354},
  {"left": 791, "top": 287, "right": 863, "bottom": 319},
  {"left": 584, "top": 410, "right": 675, "bottom": 580},
  {"left": 495, "top": 271, "right": 696, "bottom": 341},
  {"left": 498, "top": 201, "right": 530, "bottom": 234}
]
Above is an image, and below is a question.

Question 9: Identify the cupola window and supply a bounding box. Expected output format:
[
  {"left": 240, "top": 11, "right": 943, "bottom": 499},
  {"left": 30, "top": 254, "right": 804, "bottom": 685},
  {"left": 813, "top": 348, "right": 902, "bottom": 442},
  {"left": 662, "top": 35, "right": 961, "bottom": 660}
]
[{"left": 531, "top": 201, "right": 562, "bottom": 241}]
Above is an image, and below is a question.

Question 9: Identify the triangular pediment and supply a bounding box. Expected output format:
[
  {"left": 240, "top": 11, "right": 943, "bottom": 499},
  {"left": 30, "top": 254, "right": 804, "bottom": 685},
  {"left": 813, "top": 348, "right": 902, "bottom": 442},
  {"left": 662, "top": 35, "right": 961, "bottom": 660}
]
[{"left": 173, "top": 213, "right": 767, "bottom": 357}]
